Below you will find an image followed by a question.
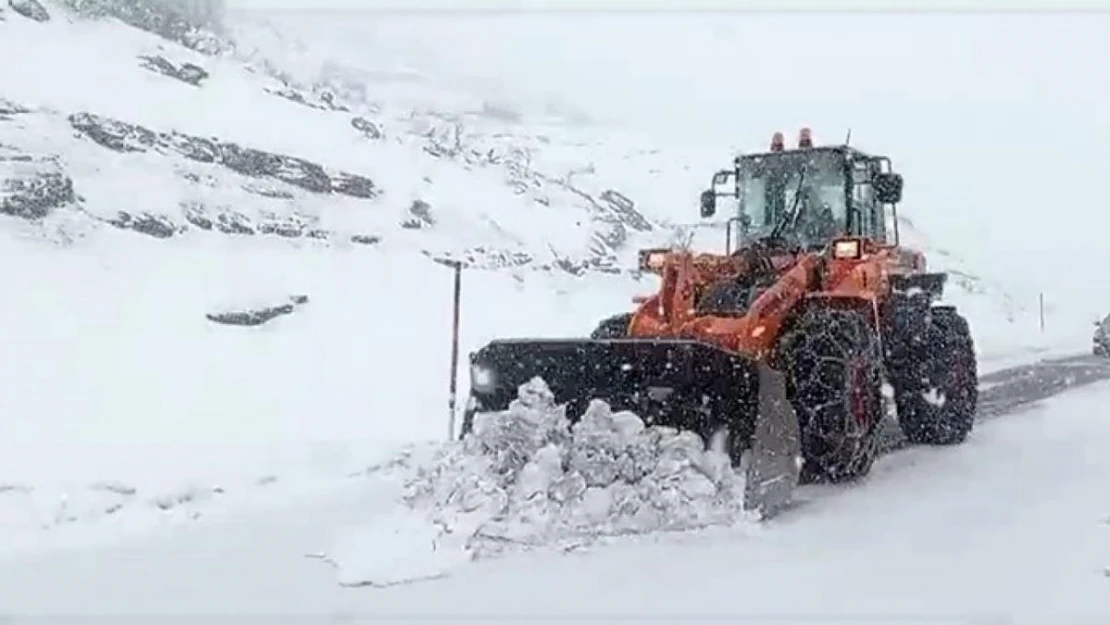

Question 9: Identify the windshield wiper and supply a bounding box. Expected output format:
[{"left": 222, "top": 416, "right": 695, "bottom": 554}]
[{"left": 764, "top": 164, "right": 808, "bottom": 243}]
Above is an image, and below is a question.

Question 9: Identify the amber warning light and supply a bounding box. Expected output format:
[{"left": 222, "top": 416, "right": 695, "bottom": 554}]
[
  {"left": 798, "top": 127, "right": 813, "bottom": 148},
  {"left": 770, "top": 132, "right": 785, "bottom": 152}
]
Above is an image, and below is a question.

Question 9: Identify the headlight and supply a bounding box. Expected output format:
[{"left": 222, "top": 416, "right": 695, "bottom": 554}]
[
  {"left": 831, "top": 239, "right": 862, "bottom": 260},
  {"left": 470, "top": 364, "right": 496, "bottom": 391},
  {"left": 638, "top": 249, "right": 669, "bottom": 272}
]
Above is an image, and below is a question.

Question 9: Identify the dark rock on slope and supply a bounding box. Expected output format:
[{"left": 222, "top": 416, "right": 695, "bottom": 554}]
[
  {"left": 105, "top": 211, "right": 180, "bottom": 238},
  {"left": 1, "top": 170, "right": 74, "bottom": 219},
  {"left": 0, "top": 147, "right": 76, "bottom": 220},
  {"left": 206, "top": 295, "right": 309, "bottom": 327},
  {"left": 138, "top": 55, "right": 209, "bottom": 86},
  {"left": 58, "top": 0, "right": 227, "bottom": 54},
  {"left": 9, "top": 0, "right": 49, "bottom": 22},
  {"left": 68, "top": 112, "right": 379, "bottom": 199}
]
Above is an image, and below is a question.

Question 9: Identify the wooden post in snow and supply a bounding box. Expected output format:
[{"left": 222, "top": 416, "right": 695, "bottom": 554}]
[
  {"left": 447, "top": 260, "right": 463, "bottom": 440},
  {"left": 1039, "top": 292, "right": 1046, "bottom": 333}
]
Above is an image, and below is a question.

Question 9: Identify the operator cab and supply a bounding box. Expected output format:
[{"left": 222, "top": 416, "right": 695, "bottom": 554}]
[{"left": 700, "top": 128, "right": 904, "bottom": 253}]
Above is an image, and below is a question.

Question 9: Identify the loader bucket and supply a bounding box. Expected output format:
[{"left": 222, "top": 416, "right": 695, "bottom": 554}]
[
  {"left": 462, "top": 338, "right": 801, "bottom": 519},
  {"left": 465, "top": 338, "right": 757, "bottom": 436}
]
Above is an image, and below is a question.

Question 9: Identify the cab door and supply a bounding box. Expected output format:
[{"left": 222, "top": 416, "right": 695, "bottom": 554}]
[{"left": 851, "top": 159, "right": 886, "bottom": 243}]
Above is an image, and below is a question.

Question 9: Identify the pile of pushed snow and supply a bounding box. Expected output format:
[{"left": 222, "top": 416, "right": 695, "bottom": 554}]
[{"left": 323, "top": 379, "right": 750, "bottom": 588}]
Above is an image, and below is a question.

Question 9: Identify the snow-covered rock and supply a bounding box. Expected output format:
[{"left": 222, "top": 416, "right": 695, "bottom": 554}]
[
  {"left": 0, "top": 148, "right": 74, "bottom": 220},
  {"left": 205, "top": 294, "right": 307, "bottom": 327}
]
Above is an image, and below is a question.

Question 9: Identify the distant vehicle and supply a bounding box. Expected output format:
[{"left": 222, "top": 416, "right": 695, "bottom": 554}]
[{"left": 1094, "top": 315, "right": 1110, "bottom": 356}]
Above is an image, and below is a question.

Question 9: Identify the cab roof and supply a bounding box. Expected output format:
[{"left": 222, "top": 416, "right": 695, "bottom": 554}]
[{"left": 734, "top": 145, "right": 876, "bottom": 164}]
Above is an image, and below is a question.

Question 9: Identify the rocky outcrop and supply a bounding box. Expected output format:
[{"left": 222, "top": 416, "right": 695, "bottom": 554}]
[
  {"left": 8, "top": 0, "right": 49, "bottom": 21},
  {"left": 329, "top": 172, "right": 376, "bottom": 198},
  {"left": 265, "top": 85, "right": 349, "bottom": 113},
  {"left": 138, "top": 55, "right": 208, "bottom": 86},
  {"left": 351, "top": 117, "right": 382, "bottom": 140},
  {"left": 105, "top": 211, "right": 180, "bottom": 238},
  {"left": 206, "top": 295, "right": 309, "bottom": 327},
  {"left": 0, "top": 98, "right": 30, "bottom": 119},
  {"left": 551, "top": 255, "right": 624, "bottom": 276},
  {"left": 400, "top": 199, "right": 435, "bottom": 230},
  {"left": 424, "top": 248, "right": 533, "bottom": 272},
  {"left": 180, "top": 201, "right": 378, "bottom": 244},
  {"left": 599, "top": 189, "right": 650, "bottom": 231},
  {"left": 67, "top": 113, "right": 157, "bottom": 153},
  {"left": 57, "top": 0, "right": 227, "bottom": 55},
  {"left": 0, "top": 150, "right": 76, "bottom": 220},
  {"left": 1, "top": 171, "right": 74, "bottom": 219},
  {"left": 350, "top": 234, "right": 381, "bottom": 246},
  {"left": 542, "top": 174, "right": 652, "bottom": 255},
  {"left": 0, "top": 102, "right": 76, "bottom": 221},
  {"left": 68, "top": 112, "right": 379, "bottom": 199},
  {"left": 239, "top": 182, "right": 294, "bottom": 200}
]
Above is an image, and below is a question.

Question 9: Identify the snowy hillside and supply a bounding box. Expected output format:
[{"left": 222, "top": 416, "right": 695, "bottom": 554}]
[
  {"left": 0, "top": 0, "right": 1098, "bottom": 564},
  {"left": 0, "top": 7, "right": 669, "bottom": 274},
  {"left": 0, "top": 0, "right": 663, "bottom": 552}
]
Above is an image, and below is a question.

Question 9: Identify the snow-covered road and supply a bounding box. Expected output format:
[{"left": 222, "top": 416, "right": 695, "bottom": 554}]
[{"left": 2, "top": 354, "right": 1108, "bottom": 620}]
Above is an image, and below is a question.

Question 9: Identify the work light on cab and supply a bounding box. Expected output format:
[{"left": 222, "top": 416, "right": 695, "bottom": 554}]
[{"left": 638, "top": 249, "right": 669, "bottom": 272}]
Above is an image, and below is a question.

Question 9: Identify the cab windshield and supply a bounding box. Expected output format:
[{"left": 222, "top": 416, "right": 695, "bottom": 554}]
[{"left": 733, "top": 150, "right": 848, "bottom": 249}]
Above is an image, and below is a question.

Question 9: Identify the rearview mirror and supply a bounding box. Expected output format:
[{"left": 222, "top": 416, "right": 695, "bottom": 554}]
[
  {"left": 873, "top": 172, "right": 904, "bottom": 204},
  {"left": 700, "top": 190, "right": 716, "bottom": 218}
]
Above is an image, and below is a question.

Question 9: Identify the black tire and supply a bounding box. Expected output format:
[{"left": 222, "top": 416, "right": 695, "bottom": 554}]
[
  {"left": 590, "top": 313, "right": 633, "bottom": 339},
  {"left": 893, "top": 308, "right": 978, "bottom": 446},
  {"left": 785, "top": 308, "right": 884, "bottom": 483}
]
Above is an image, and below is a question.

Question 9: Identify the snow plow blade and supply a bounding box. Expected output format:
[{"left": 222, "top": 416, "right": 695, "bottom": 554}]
[
  {"left": 739, "top": 363, "right": 800, "bottom": 520},
  {"left": 461, "top": 338, "right": 800, "bottom": 520}
]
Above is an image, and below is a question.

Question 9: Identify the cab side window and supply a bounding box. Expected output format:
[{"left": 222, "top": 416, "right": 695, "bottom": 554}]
[{"left": 852, "top": 160, "right": 886, "bottom": 243}]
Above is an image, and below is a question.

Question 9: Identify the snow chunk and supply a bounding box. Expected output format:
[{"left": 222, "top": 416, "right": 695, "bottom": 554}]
[
  {"left": 326, "top": 378, "right": 749, "bottom": 587},
  {"left": 325, "top": 509, "right": 472, "bottom": 588}
]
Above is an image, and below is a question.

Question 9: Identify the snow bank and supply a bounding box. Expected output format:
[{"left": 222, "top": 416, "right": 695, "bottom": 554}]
[{"left": 324, "top": 378, "right": 751, "bottom": 588}]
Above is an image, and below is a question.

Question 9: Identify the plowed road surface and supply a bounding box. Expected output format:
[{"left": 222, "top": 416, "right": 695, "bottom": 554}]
[{"left": 877, "top": 352, "right": 1110, "bottom": 453}]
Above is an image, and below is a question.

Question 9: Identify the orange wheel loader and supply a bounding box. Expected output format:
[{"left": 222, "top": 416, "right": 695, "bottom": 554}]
[{"left": 460, "top": 129, "right": 978, "bottom": 519}]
